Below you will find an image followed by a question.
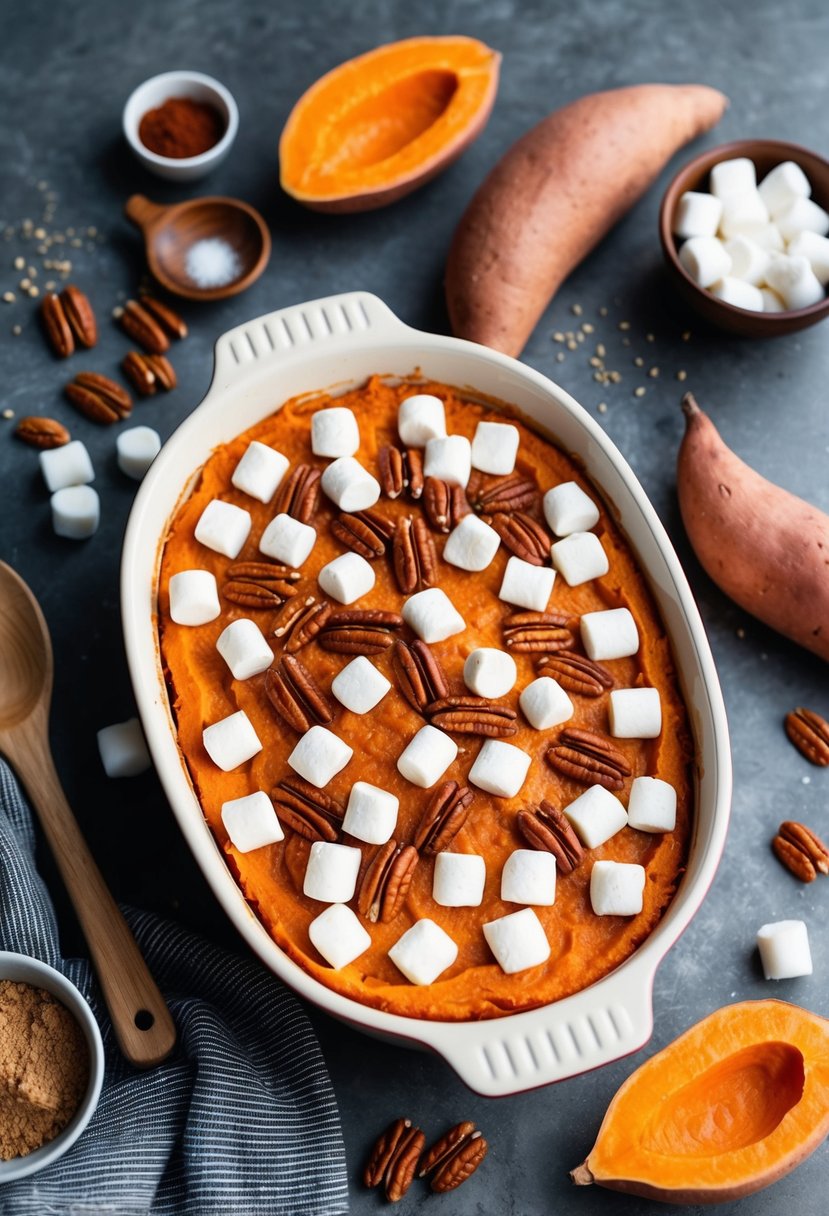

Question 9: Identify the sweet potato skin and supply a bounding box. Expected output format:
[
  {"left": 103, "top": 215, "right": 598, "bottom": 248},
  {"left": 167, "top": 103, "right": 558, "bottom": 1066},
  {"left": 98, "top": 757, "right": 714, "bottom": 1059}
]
[{"left": 446, "top": 84, "right": 728, "bottom": 356}]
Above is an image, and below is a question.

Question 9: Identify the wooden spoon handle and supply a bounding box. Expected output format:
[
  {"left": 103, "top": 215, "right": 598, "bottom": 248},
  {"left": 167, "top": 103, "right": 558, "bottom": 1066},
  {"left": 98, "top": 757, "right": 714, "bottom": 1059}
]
[{"left": 124, "top": 194, "right": 167, "bottom": 231}]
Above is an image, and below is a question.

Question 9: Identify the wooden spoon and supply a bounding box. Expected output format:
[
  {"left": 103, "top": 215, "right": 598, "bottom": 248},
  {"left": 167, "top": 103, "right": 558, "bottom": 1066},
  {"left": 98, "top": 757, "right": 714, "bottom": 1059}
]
[
  {"left": 125, "top": 193, "right": 271, "bottom": 301},
  {"left": 0, "top": 562, "right": 176, "bottom": 1067}
]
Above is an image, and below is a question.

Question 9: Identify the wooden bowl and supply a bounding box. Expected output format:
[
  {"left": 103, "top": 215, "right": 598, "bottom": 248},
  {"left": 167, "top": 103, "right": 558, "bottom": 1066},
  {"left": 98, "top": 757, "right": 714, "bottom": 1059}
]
[{"left": 659, "top": 139, "right": 829, "bottom": 337}]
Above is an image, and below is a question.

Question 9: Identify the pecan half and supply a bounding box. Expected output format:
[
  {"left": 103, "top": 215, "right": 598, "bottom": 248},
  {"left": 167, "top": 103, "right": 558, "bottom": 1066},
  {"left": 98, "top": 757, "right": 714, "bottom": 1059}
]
[
  {"left": 65, "top": 372, "right": 132, "bottom": 424},
  {"left": 273, "top": 463, "right": 321, "bottom": 524},
  {"left": 283, "top": 832, "right": 312, "bottom": 890},
  {"left": 272, "top": 597, "right": 332, "bottom": 652},
  {"left": 14, "top": 416, "right": 70, "bottom": 449},
  {"left": 40, "top": 293, "right": 74, "bottom": 357},
  {"left": 785, "top": 707, "right": 829, "bottom": 766},
  {"left": 318, "top": 610, "right": 403, "bottom": 655},
  {"left": 470, "top": 472, "right": 537, "bottom": 515},
  {"left": 123, "top": 350, "right": 177, "bottom": 395},
  {"left": 413, "top": 781, "right": 475, "bottom": 854},
  {"left": 546, "top": 727, "right": 632, "bottom": 791},
  {"left": 419, "top": 1121, "right": 488, "bottom": 1194},
  {"left": 265, "top": 655, "right": 334, "bottom": 732},
  {"left": 139, "top": 293, "right": 188, "bottom": 339},
  {"left": 391, "top": 638, "right": 448, "bottom": 713},
  {"left": 120, "top": 298, "right": 170, "bottom": 354},
  {"left": 358, "top": 841, "right": 418, "bottom": 923},
  {"left": 60, "top": 284, "right": 97, "bottom": 348},
  {"left": 222, "top": 560, "right": 299, "bottom": 608},
  {"left": 393, "top": 515, "right": 438, "bottom": 594},
  {"left": 537, "top": 651, "right": 614, "bottom": 696},
  {"left": 426, "top": 695, "right": 518, "bottom": 737},
  {"left": 378, "top": 445, "right": 423, "bottom": 500},
  {"left": 502, "top": 610, "right": 576, "bottom": 653},
  {"left": 364, "top": 1117, "right": 426, "bottom": 1203},
  {"left": 331, "top": 508, "right": 394, "bottom": 559},
  {"left": 272, "top": 775, "right": 344, "bottom": 842},
  {"left": 517, "top": 800, "right": 584, "bottom": 874},
  {"left": 772, "top": 820, "right": 829, "bottom": 882},
  {"left": 490, "top": 511, "right": 551, "bottom": 565},
  {"left": 422, "top": 477, "right": 470, "bottom": 532}
]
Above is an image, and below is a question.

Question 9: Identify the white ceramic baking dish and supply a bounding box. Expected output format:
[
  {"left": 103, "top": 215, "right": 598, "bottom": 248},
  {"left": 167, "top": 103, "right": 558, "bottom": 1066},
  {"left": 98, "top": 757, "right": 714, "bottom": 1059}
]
[{"left": 121, "top": 291, "right": 731, "bottom": 1097}]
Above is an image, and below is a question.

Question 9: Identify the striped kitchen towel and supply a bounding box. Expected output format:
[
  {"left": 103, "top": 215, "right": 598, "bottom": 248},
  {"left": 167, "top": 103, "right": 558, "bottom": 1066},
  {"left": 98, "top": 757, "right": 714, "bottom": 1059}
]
[{"left": 0, "top": 760, "right": 349, "bottom": 1215}]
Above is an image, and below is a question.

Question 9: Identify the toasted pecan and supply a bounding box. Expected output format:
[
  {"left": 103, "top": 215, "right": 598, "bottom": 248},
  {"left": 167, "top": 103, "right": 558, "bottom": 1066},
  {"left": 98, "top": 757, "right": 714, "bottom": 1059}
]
[
  {"left": 517, "top": 800, "right": 584, "bottom": 874},
  {"left": 331, "top": 509, "right": 394, "bottom": 559},
  {"left": 392, "top": 515, "right": 438, "bottom": 594},
  {"left": 364, "top": 1117, "right": 425, "bottom": 1202},
  {"left": 265, "top": 655, "right": 334, "bottom": 732},
  {"left": 358, "top": 841, "right": 418, "bottom": 923},
  {"left": 490, "top": 510, "right": 551, "bottom": 565},
  {"left": 546, "top": 727, "right": 632, "bottom": 791},
  {"left": 502, "top": 610, "right": 576, "bottom": 653},
  {"left": 413, "top": 781, "right": 475, "bottom": 854},
  {"left": 14, "top": 416, "right": 70, "bottom": 449},
  {"left": 419, "top": 1121, "right": 488, "bottom": 1193},
  {"left": 391, "top": 638, "right": 448, "bottom": 713},
  {"left": 272, "top": 775, "right": 344, "bottom": 842},
  {"left": 426, "top": 695, "right": 518, "bottom": 737},
  {"left": 785, "top": 707, "right": 829, "bottom": 766},
  {"left": 273, "top": 462, "right": 321, "bottom": 524}
]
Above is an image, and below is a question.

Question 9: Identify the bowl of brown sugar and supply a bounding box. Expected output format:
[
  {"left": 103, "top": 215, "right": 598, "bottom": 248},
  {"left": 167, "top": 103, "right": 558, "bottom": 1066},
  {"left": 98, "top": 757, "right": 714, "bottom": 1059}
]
[
  {"left": 0, "top": 952, "right": 104, "bottom": 1181},
  {"left": 123, "top": 70, "right": 239, "bottom": 182}
]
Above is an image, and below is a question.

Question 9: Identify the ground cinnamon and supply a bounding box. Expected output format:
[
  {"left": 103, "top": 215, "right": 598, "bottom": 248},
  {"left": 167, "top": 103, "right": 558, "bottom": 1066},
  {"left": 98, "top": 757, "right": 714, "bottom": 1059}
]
[{"left": 138, "top": 96, "right": 224, "bottom": 159}]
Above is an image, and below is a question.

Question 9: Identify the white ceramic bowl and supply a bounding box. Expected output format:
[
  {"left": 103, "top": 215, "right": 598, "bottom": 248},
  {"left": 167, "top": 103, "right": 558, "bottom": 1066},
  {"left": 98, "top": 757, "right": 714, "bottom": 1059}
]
[
  {"left": 0, "top": 952, "right": 105, "bottom": 1181},
  {"left": 123, "top": 70, "right": 239, "bottom": 182},
  {"left": 121, "top": 292, "right": 732, "bottom": 1097}
]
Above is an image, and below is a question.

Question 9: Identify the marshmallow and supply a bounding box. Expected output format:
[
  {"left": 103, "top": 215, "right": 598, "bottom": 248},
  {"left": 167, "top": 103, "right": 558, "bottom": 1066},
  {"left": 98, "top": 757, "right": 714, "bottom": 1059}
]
[
  {"left": 483, "top": 908, "right": 550, "bottom": 974},
  {"left": 51, "top": 485, "right": 100, "bottom": 539},
  {"left": 288, "top": 725, "right": 353, "bottom": 788},
  {"left": 303, "top": 840, "right": 362, "bottom": 903},
  {"left": 580, "top": 607, "right": 639, "bottom": 660},
  {"left": 331, "top": 655, "right": 390, "bottom": 714},
  {"left": 551, "top": 531, "right": 609, "bottom": 586},
  {"left": 626, "top": 775, "right": 677, "bottom": 833},
  {"left": 397, "top": 724, "right": 458, "bottom": 788},
  {"left": 498, "top": 555, "right": 556, "bottom": 612},
  {"left": 423, "top": 435, "right": 472, "bottom": 487},
  {"left": 402, "top": 587, "right": 465, "bottom": 643},
  {"left": 765, "top": 254, "right": 824, "bottom": 310},
  {"left": 320, "top": 456, "right": 380, "bottom": 511},
  {"left": 195, "top": 499, "right": 252, "bottom": 559},
  {"left": 759, "top": 161, "right": 811, "bottom": 217},
  {"left": 757, "top": 920, "right": 813, "bottom": 981},
  {"left": 708, "top": 277, "right": 765, "bottom": 311},
  {"left": 776, "top": 196, "right": 829, "bottom": 241},
  {"left": 463, "top": 648, "right": 517, "bottom": 698},
  {"left": 433, "top": 852, "right": 486, "bottom": 907},
  {"left": 519, "top": 676, "right": 574, "bottom": 731},
  {"left": 787, "top": 230, "right": 829, "bottom": 286},
  {"left": 203, "top": 709, "right": 262, "bottom": 772},
  {"left": 311, "top": 407, "right": 360, "bottom": 458},
  {"left": 723, "top": 236, "right": 772, "bottom": 286},
  {"left": 501, "top": 849, "right": 556, "bottom": 906},
  {"left": 259, "top": 512, "right": 316, "bottom": 566},
  {"left": 590, "top": 860, "right": 646, "bottom": 916},
  {"left": 543, "top": 481, "right": 599, "bottom": 536},
  {"left": 468, "top": 739, "right": 531, "bottom": 798},
  {"left": 215, "top": 618, "right": 273, "bottom": 680},
  {"left": 397, "top": 394, "right": 446, "bottom": 446},
  {"left": 609, "top": 687, "right": 662, "bottom": 738},
  {"left": 97, "top": 717, "right": 151, "bottom": 778},
  {"left": 308, "top": 903, "right": 371, "bottom": 969},
  {"left": 40, "top": 440, "right": 94, "bottom": 492},
  {"left": 710, "top": 157, "right": 756, "bottom": 200},
  {"left": 231, "top": 441, "right": 289, "bottom": 503},
  {"left": 564, "top": 784, "right": 627, "bottom": 848},
  {"left": 317, "top": 551, "right": 375, "bottom": 604},
  {"left": 672, "top": 191, "right": 723, "bottom": 239},
  {"left": 221, "top": 791, "right": 284, "bottom": 852},
  {"left": 388, "top": 919, "right": 458, "bottom": 985},
  {"left": 750, "top": 223, "right": 785, "bottom": 253},
  {"left": 443, "top": 513, "right": 501, "bottom": 572},
  {"left": 342, "top": 781, "right": 399, "bottom": 844},
  {"left": 116, "top": 426, "right": 161, "bottom": 481},
  {"left": 761, "top": 287, "right": 786, "bottom": 312},
  {"left": 678, "top": 236, "right": 732, "bottom": 287},
  {"left": 470, "top": 421, "right": 520, "bottom": 475},
  {"left": 719, "top": 191, "right": 769, "bottom": 239},
  {"left": 169, "top": 569, "right": 221, "bottom": 626}
]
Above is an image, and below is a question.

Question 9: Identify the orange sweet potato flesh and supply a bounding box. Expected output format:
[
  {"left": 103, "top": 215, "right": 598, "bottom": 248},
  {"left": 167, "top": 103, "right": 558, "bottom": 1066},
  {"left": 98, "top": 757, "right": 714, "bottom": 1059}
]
[
  {"left": 446, "top": 84, "right": 728, "bottom": 356},
  {"left": 571, "top": 1000, "right": 829, "bottom": 1203}
]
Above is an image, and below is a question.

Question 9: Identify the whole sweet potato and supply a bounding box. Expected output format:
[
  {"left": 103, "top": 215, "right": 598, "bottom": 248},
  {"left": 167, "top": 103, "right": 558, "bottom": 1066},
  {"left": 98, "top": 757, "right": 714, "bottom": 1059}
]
[{"left": 446, "top": 84, "right": 728, "bottom": 357}]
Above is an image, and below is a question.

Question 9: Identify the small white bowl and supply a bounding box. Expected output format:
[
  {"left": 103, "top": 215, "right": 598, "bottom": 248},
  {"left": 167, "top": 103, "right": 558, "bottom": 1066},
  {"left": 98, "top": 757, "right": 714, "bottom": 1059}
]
[
  {"left": 123, "top": 70, "right": 239, "bottom": 182},
  {"left": 0, "top": 952, "right": 105, "bottom": 1181}
]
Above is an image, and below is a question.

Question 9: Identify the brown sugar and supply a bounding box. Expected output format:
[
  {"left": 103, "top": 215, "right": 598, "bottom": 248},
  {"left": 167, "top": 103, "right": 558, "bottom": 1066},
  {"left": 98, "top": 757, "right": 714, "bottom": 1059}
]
[{"left": 0, "top": 980, "right": 90, "bottom": 1159}]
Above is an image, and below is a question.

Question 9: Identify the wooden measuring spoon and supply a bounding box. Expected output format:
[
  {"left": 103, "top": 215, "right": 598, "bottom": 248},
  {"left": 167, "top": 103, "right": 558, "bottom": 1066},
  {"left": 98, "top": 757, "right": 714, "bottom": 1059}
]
[
  {"left": 0, "top": 561, "right": 176, "bottom": 1067},
  {"left": 125, "top": 193, "right": 271, "bottom": 301}
]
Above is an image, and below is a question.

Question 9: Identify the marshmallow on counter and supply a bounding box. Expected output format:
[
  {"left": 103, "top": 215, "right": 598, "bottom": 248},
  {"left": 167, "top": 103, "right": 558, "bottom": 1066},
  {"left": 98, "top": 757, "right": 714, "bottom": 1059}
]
[
  {"left": 672, "top": 190, "right": 722, "bottom": 240},
  {"left": 40, "top": 439, "right": 94, "bottom": 492},
  {"left": 221, "top": 791, "right": 283, "bottom": 853},
  {"left": 397, "top": 724, "right": 458, "bottom": 788},
  {"left": 231, "top": 441, "right": 289, "bottom": 503},
  {"left": 303, "top": 840, "right": 362, "bottom": 903},
  {"left": 331, "top": 655, "right": 390, "bottom": 714},
  {"left": 288, "top": 725, "right": 353, "bottom": 788},
  {"left": 775, "top": 195, "right": 829, "bottom": 242},
  {"left": 590, "top": 860, "right": 646, "bottom": 916},
  {"left": 678, "top": 235, "right": 732, "bottom": 287},
  {"left": 320, "top": 455, "right": 380, "bottom": 512},
  {"left": 468, "top": 739, "right": 531, "bottom": 799},
  {"left": 311, "top": 407, "right": 360, "bottom": 458},
  {"left": 608, "top": 687, "right": 662, "bottom": 739},
  {"left": 203, "top": 709, "right": 262, "bottom": 772},
  {"left": 564, "top": 784, "right": 627, "bottom": 849},
  {"left": 551, "top": 531, "right": 609, "bottom": 587},
  {"left": 195, "top": 498, "right": 252, "bottom": 559},
  {"left": 760, "top": 287, "right": 786, "bottom": 312},
  {"left": 169, "top": 569, "right": 221, "bottom": 626},
  {"left": 342, "top": 781, "right": 399, "bottom": 845},
  {"left": 718, "top": 191, "right": 769, "bottom": 240},
  {"left": 389, "top": 918, "right": 458, "bottom": 985},
  {"left": 723, "top": 236, "right": 772, "bottom": 286},
  {"left": 501, "top": 849, "right": 556, "bottom": 906},
  {"left": 758, "top": 160, "right": 811, "bottom": 216},
  {"left": 423, "top": 435, "right": 472, "bottom": 487},
  {"left": 470, "top": 420, "right": 520, "bottom": 475},
  {"left": 433, "top": 852, "right": 486, "bottom": 908},
  {"left": 709, "top": 156, "right": 756, "bottom": 200},
  {"left": 215, "top": 618, "right": 273, "bottom": 680},
  {"left": 51, "top": 485, "right": 100, "bottom": 539},
  {"left": 580, "top": 607, "right": 639, "bottom": 661},
  {"left": 519, "top": 676, "right": 573, "bottom": 731},
  {"left": 463, "top": 647, "right": 517, "bottom": 698},
  {"left": 627, "top": 775, "right": 677, "bottom": 833},
  {"left": 309, "top": 903, "right": 371, "bottom": 970},
  {"left": 765, "top": 254, "right": 824, "bottom": 310},
  {"left": 708, "top": 277, "right": 765, "bottom": 311},
  {"left": 443, "top": 513, "right": 500, "bottom": 572},
  {"left": 397, "top": 394, "right": 446, "bottom": 446},
  {"left": 498, "top": 555, "right": 556, "bottom": 613},
  {"left": 543, "top": 481, "right": 600, "bottom": 536},
  {"left": 402, "top": 587, "right": 465, "bottom": 643},
  {"left": 483, "top": 907, "right": 550, "bottom": 975},
  {"left": 756, "top": 919, "right": 813, "bottom": 981},
  {"left": 117, "top": 426, "right": 161, "bottom": 481},
  {"left": 787, "top": 230, "right": 829, "bottom": 286},
  {"left": 259, "top": 512, "right": 316, "bottom": 567},
  {"left": 317, "top": 551, "right": 375, "bottom": 604},
  {"left": 97, "top": 717, "right": 151, "bottom": 778}
]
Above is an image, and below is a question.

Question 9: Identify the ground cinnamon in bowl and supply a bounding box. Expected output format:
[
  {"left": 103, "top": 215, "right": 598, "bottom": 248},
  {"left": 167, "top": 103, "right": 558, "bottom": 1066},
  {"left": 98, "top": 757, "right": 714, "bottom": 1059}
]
[{"left": 139, "top": 96, "right": 225, "bottom": 159}]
